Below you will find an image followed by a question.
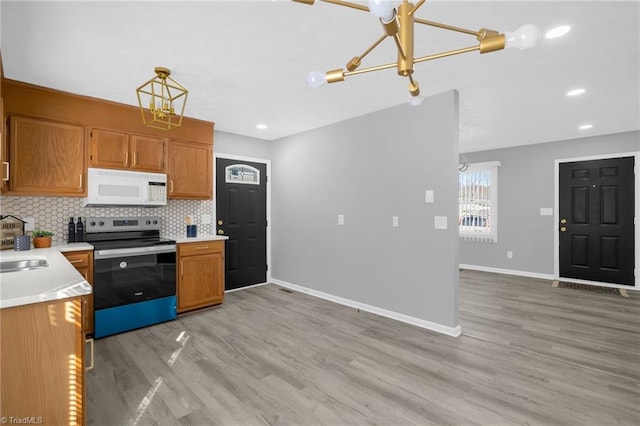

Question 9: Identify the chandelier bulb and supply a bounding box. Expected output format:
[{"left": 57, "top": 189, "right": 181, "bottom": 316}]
[
  {"left": 505, "top": 24, "right": 541, "bottom": 50},
  {"left": 407, "top": 93, "right": 424, "bottom": 107},
  {"left": 368, "top": 0, "right": 397, "bottom": 23},
  {"left": 307, "top": 71, "right": 327, "bottom": 88}
]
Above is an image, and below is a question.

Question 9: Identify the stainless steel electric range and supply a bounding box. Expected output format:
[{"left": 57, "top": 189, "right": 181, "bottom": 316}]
[{"left": 85, "top": 217, "right": 176, "bottom": 338}]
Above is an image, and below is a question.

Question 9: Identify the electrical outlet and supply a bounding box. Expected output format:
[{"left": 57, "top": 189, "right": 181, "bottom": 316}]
[
  {"left": 507, "top": 251, "right": 513, "bottom": 259},
  {"left": 392, "top": 216, "right": 399, "bottom": 227},
  {"left": 425, "top": 190, "right": 434, "bottom": 203},
  {"left": 24, "top": 217, "right": 35, "bottom": 231},
  {"left": 338, "top": 214, "right": 344, "bottom": 225},
  {"left": 200, "top": 214, "right": 212, "bottom": 224},
  {"left": 434, "top": 216, "right": 448, "bottom": 230}
]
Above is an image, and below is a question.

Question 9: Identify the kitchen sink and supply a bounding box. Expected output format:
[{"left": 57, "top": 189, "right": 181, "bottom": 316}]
[{"left": 0, "top": 258, "right": 49, "bottom": 273}]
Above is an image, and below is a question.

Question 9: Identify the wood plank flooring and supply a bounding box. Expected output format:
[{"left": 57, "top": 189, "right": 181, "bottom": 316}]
[{"left": 86, "top": 271, "right": 640, "bottom": 425}]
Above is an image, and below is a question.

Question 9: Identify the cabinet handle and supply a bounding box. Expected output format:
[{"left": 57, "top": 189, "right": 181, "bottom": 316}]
[
  {"left": 124, "top": 152, "right": 129, "bottom": 166},
  {"left": 69, "top": 259, "right": 83, "bottom": 264},
  {"left": 194, "top": 246, "right": 209, "bottom": 250},
  {"left": 180, "top": 260, "right": 184, "bottom": 278},
  {"left": 85, "top": 338, "right": 95, "bottom": 371},
  {"left": 170, "top": 180, "right": 174, "bottom": 193},
  {"left": 132, "top": 152, "right": 137, "bottom": 166},
  {"left": 2, "top": 161, "right": 9, "bottom": 182},
  {"left": 78, "top": 174, "right": 83, "bottom": 188}
]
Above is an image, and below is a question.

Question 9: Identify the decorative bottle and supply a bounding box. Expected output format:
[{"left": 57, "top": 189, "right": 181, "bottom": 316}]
[
  {"left": 76, "top": 217, "right": 84, "bottom": 242},
  {"left": 68, "top": 217, "right": 76, "bottom": 243}
]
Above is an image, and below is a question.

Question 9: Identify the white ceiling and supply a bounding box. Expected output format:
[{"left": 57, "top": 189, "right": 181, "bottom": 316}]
[{"left": 1, "top": 1, "right": 638, "bottom": 153}]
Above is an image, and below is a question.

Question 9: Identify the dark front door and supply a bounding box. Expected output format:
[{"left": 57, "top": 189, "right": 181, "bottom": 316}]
[
  {"left": 216, "top": 158, "right": 267, "bottom": 290},
  {"left": 559, "top": 156, "right": 635, "bottom": 285}
]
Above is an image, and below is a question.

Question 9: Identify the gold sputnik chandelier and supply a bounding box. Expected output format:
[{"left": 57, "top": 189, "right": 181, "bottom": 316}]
[
  {"left": 136, "top": 67, "right": 188, "bottom": 130},
  {"left": 294, "top": 0, "right": 540, "bottom": 106}
]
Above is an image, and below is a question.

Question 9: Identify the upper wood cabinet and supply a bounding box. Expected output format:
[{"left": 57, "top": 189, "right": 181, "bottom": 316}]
[
  {"left": 90, "top": 128, "right": 165, "bottom": 172},
  {"left": 166, "top": 139, "right": 212, "bottom": 199},
  {"left": 7, "top": 116, "right": 85, "bottom": 196}
]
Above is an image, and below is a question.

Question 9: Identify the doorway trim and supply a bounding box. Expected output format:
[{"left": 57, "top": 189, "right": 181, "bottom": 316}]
[
  {"left": 554, "top": 151, "right": 639, "bottom": 290},
  {"left": 214, "top": 153, "right": 272, "bottom": 286}
]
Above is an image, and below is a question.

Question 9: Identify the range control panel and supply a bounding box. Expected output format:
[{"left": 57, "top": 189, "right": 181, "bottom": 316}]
[{"left": 85, "top": 217, "right": 161, "bottom": 233}]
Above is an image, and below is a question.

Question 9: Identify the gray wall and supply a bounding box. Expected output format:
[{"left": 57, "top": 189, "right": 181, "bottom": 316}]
[
  {"left": 460, "top": 130, "right": 639, "bottom": 275},
  {"left": 214, "top": 130, "right": 272, "bottom": 160},
  {"left": 270, "top": 91, "right": 460, "bottom": 328}
]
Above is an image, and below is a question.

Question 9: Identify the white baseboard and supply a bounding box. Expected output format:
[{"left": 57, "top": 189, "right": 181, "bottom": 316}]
[
  {"left": 271, "top": 278, "right": 462, "bottom": 338},
  {"left": 224, "top": 282, "right": 269, "bottom": 293},
  {"left": 459, "top": 264, "right": 555, "bottom": 280}
]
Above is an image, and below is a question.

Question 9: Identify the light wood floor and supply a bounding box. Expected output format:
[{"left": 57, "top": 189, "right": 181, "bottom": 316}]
[{"left": 87, "top": 271, "right": 640, "bottom": 425}]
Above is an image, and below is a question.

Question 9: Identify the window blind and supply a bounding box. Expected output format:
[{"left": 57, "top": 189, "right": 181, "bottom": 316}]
[{"left": 458, "top": 161, "right": 500, "bottom": 242}]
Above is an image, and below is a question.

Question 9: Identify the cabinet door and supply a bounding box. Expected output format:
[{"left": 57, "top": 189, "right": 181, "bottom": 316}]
[
  {"left": 167, "top": 139, "right": 212, "bottom": 199},
  {"left": 90, "top": 128, "right": 129, "bottom": 168},
  {"left": 9, "top": 116, "right": 85, "bottom": 195},
  {"left": 130, "top": 134, "right": 164, "bottom": 172},
  {"left": 63, "top": 250, "right": 94, "bottom": 335},
  {"left": 0, "top": 297, "right": 84, "bottom": 424},
  {"left": 1, "top": 98, "right": 8, "bottom": 193},
  {"left": 178, "top": 243, "right": 224, "bottom": 312}
]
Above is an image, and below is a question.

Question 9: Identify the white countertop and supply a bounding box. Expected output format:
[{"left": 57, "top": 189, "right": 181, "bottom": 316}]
[
  {"left": 0, "top": 246, "right": 92, "bottom": 310},
  {"left": 169, "top": 235, "right": 229, "bottom": 244}
]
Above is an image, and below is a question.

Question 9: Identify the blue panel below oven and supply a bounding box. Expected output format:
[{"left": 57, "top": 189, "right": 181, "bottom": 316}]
[{"left": 94, "top": 296, "right": 177, "bottom": 338}]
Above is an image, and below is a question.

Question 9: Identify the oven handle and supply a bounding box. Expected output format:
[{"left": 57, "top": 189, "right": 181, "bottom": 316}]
[{"left": 95, "top": 244, "right": 177, "bottom": 260}]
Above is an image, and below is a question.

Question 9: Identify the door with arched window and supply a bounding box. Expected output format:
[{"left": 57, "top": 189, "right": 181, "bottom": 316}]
[{"left": 216, "top": 157, "right": 268, "bottom": 290}]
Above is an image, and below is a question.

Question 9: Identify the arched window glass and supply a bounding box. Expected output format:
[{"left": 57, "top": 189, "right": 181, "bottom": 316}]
[{"left": 225, "top": 164, "right": 260, "bottom": 185}]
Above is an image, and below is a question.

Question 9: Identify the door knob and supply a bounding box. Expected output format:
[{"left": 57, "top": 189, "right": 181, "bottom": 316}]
[
  {"left": 560, "top": 226, "right": 567, "bottom": 232},
  {"left": 560, "top": 218, "right": 567, "bottom": 224},
  {"left": 217, "top": 229, "right": 225, "bottom": 235},
  {"left": 217, "top": 220, "right": 223, "bottom": 226}
]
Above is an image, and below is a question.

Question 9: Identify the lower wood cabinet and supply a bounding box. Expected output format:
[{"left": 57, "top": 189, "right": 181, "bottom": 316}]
[
  {"left": 177, "top": 240, "right": 224, "bottom": 313},
  {"left": 0, "top": 296, "right": 87, "bottom": 425},
  {"left": 63, "top": 250, "right": 94, "bottom": 334}
]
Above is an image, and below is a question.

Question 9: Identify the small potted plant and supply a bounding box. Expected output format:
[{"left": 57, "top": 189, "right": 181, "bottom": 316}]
[{"left": 32, "top": 229, "right": 54, "bottom": 248}]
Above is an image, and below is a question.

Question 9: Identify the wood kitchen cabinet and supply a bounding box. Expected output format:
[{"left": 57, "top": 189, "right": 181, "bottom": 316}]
[
  {"left": 63, "top": 250, "right": 94, "bottom": 335},
  {"left": 90, "top": 128, "right": 165, "bottom": 172},
  {"left": 1, "top": 98, "right": 7, "bottom": 193},
  {"left": 166, "top": 139, "right": 212, "bottom": 199},
  {"left": 7, "top": 116, "right": 85, "bottom": 196},
  {"left": 0, "top": 296, "right": 87, "bottom": 425},
  {"left": 177, "top": 240, "right": 224, "bottom": 313}
]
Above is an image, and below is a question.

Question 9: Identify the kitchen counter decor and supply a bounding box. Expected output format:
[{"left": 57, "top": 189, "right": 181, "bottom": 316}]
[{"left": 32, "top": 229, "right": 54, "bottom": 248}]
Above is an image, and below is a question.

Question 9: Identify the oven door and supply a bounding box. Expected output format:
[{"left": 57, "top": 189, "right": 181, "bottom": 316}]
[{"left": 93, "top": 245, "right": 176, "bottom": 310}]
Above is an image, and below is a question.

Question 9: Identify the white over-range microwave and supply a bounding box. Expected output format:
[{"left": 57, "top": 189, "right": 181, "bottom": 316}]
[{"left": 84, "top": 168, "right": 167, "bottom": 207}]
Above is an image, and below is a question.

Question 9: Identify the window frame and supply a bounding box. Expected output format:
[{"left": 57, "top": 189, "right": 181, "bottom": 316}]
[{"left": 458, "top": 161, "right": 500, "bottom": 243}]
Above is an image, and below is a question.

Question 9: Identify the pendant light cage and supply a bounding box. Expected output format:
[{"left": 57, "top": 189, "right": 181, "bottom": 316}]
[{"left": 136, "top": 67, "right": 188, "bottom": 130}]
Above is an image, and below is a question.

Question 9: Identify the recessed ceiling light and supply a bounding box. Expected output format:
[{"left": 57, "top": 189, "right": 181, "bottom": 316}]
[
  {"left": 545, "top": 25, "right": 571, "bottom": 39},
  {"left": 579, "top": 124, "right": 593, "bottom": 130},
  {"left": 256, "top": 124, "right": 267, "bottom": 130},
  {"left": 567, "top": 88, "right": 585, "bottom": 97}
]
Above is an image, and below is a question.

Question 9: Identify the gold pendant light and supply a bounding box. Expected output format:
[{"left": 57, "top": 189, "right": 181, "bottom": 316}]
[
  {"left": 136, "top": 67, "right": 188, "bottom": 130},
  {"left": 295, "top": 0, "right": 540, "bottom": 106}
]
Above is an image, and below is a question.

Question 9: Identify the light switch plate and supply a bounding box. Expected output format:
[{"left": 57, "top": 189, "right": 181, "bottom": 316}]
[
  {"left": 425, "top": 190, "right": 434, "bottom": 203},
  {"left": 338, "top": 214, "right": 344, "bottom": 225},
  {"left": 201, "top": 214, "right": 212, "bottom": 224},
  {"left": 434, "top": 216, "right": 447, "bottom": 230},
  {"left": 392, "top": 216, "right": 399, "bottom": 227},
  {"left": 540, "top": 208, "right": 553, "bottom": 216}
]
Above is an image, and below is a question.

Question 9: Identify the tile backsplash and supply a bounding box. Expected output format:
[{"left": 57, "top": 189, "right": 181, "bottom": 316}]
[{"left": 0, "top": 195, "right": 214, "bottom": 245}]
